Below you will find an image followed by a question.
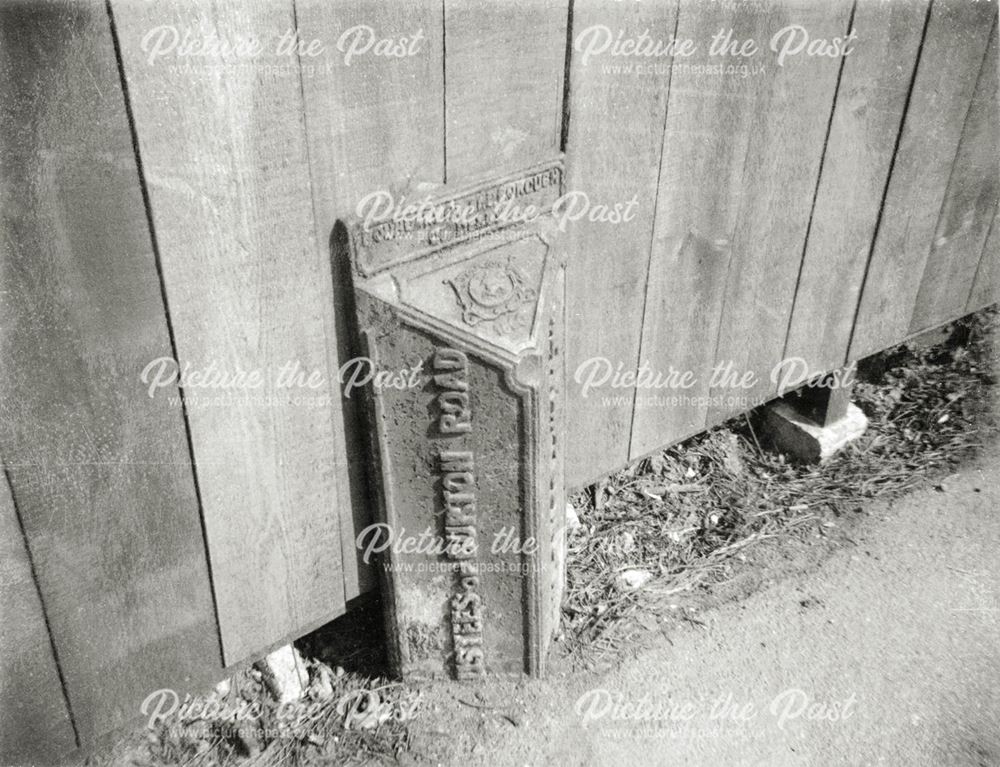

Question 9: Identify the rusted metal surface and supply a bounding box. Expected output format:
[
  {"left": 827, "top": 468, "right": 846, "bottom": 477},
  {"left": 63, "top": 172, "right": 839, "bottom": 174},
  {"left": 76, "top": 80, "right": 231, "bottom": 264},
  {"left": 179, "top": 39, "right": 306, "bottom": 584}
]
[{"left": 339, "top": 162, "right": 567, "bottom": 678}]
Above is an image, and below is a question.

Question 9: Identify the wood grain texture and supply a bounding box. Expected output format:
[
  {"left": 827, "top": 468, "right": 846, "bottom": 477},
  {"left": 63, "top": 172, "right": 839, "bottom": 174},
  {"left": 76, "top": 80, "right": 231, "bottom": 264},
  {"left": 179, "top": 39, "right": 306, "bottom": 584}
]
[
  {"left": 784, "top": 0, "right": 929, "bottom": 375},
  {"left": 111, "top": 0, "right": 346, "bottom": 664},
  {"left": 910, "top": 19, "right": 998, "bottom": 333},
  {"left": 298, "top": 0, "right": 444, "bottom": 213},
  {"left": 849, "top": 0, "right": 995, "bottom": 360},
  {"left": 702, "top": 0, "right": 853, "bottom": 424},
  {"left": 0, "top": 1, "right": 221, "bottom": 742},
  {"left": 444, "top": 0, "right": 568, "bottom": 183},
  {"left": 630, "top": 0, "right": 798, "bottom": 457},
  {"left": 0, "top": 468, "right": 77, "bottom": 764},
  {"left": 968, "top": 208, "right": 1000, "bottom": 312},
  {"left": 295, "top": 0, "right": 444, "bottom": 600},
  {"left": 564, "top": 0, "right": 679, "bottom": 487}
]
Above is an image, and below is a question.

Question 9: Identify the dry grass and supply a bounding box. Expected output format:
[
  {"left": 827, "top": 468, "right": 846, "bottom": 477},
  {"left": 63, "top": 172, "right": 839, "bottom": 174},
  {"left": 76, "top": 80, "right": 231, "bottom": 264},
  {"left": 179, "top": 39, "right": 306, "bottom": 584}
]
[
  {"left": 104, "top": 599, "right": 417, "bottom": 767},
  {"left": 127, "top": 662, "right": 418, "bottom": 767},
  {"left": 561, "top": 309, "right": 999, "bottom": 660}
]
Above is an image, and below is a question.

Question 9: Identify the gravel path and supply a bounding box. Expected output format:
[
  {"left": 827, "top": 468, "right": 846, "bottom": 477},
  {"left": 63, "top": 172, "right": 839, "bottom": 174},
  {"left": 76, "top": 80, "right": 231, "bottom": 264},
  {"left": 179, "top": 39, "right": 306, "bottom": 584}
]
[{"left": 436, "top": 445, "right": 1000, "bottom": 767}]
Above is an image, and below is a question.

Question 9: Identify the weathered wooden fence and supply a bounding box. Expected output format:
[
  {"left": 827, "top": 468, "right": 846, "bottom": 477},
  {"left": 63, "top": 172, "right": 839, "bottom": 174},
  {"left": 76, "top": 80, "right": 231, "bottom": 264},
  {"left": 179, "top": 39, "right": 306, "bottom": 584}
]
[
  {"left": 566, "top": 0, "right": 998, "bottom": 484},
  {"left": 1, "top": 0, "right": 996, "bottom": 759}
]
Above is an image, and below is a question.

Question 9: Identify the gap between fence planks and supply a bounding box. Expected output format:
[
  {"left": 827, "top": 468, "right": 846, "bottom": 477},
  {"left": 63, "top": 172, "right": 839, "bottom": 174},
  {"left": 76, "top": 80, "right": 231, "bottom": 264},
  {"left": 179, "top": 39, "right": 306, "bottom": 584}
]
[
  {"left": 969, "top": 210, "right": 1000, "bottom": 313},
  {"left": 0, "top": 467, "right": 77, "bottom": 762}
]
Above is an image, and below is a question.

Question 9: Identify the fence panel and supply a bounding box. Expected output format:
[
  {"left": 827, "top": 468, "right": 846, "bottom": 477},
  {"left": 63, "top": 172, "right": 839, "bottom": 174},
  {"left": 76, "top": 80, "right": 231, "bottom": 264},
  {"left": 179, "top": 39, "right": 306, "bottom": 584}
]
[
  {"left": 111, "top": 0, "right": 349, "bottom": 665},
  {"left": 567, "top": 0, "right": 998, "bottom": 485},
  {"left": 702, "top": 0, "right": 853, "bottom": 426},
  {"left": 785, "top": 0, "right": 929, "bottom": 374},
  {"left": 564, "top": 0, "right": 680, "bottom": 486},
  {"left": 0, "top": 1, "right": 221, "bottom": 744},
  {"left": 444, "top": 0, "right": 568, "bottom": 183},
  {"left": 849, "top": 0, "right": 996, "bottom": 360},
  {"left": 625, "top": 0, "right": 753, "bottom": 461},
  {"left": 910, "top": 20, "right": 999, "bottom": 334},
  {"left": 628, "top": 0, "right": 850, "bottom": 459}
]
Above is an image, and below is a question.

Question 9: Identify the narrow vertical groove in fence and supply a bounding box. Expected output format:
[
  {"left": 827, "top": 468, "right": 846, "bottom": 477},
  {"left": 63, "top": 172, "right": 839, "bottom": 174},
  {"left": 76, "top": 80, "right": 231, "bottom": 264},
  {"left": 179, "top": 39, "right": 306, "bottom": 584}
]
[
  {"left": 968, "top": 210, "right": 1000, "bottom": 313},
  {"left": 849, "top": 0, "right": 996, "bottom": 361},
  {"left": 628, "top": 8, "right": 682, "bottom": 461},
  {"left": 784, "top": 0, "right": 930, "bottom": 375},
  {"left": 0, "top": 0, "right": 221, "bottom": 743},
  {"left": 909, "top": 18, "right": 999, "bottom": 334},
  {"left": 564, "top": 0, "right": 678, "bottom": 487},
  {"left": 442, "top": 0, "right": 449, "bottom": 182},
  {"left": 294, "top": 0, "right": 445, "bottom": 601},
  {"left": 111, "top": 0, "right": 347, "bottom": 665},
  {"left": 559, "top": 0, "right": 576, "bottom": 154},
  {"left": 0, "top": 465, "right": 78, "bottom": 761}
]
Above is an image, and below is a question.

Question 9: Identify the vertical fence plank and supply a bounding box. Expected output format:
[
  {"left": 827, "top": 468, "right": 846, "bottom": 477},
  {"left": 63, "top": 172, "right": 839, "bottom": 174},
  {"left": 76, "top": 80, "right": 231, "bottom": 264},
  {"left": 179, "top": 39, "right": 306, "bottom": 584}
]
[
  {"left": 968, "top": 209, "right": 1000, "bottom": 312},
  {"left": 111, "top": 0, "right": 347, "bottom": 664},
  {"left": 564, "top": 0, "right": 678, "bottom": 487},
  {"left": 910, "top": 20, "right": 998, "bottom": 333},
  {"left": 784, "top": 0, "right": 929, "bottom": 374},
  {"left": 849, "top": 0, "right": 995, "bottom": 360},
  {"left": 295, "top": 0, "right": 444, "bottom": 600},
  {"left": 702, "top": 0, "right": 853, "bottom": 424},
  {"left": 298, "top": 0, "right": 444, "bottom": 214},
  {"left": 0, "top": 468, "right": 77, "bottom": 763},
  {"left": 629, "top": 0, "right": 778, "bottom": 457},
  {"left": 0, "top": 1, "right": 221, "bottom": 742},
  {"left": 444, "top": 0, "right": 567, "bottom": 182}
]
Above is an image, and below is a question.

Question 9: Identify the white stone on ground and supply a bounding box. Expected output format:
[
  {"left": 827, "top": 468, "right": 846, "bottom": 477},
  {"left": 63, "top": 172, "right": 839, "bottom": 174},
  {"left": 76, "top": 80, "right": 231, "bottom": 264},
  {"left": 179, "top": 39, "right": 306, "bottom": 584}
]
[
  {"left": 764, "top": 401, "right": 869, "bottom": 463},
  {"left": 616, "top": 569, "right": 653, "bottom": 590},
  {"left": 256, "top": 644, "right": 308, "bottom": 704}
]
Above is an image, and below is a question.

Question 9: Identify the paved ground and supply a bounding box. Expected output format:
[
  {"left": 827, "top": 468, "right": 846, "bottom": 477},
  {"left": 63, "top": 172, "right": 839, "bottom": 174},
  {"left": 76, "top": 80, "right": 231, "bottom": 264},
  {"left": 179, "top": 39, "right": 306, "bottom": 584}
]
[{"left": 420, "top": 445, "right": 1000, "bottom": 766}]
